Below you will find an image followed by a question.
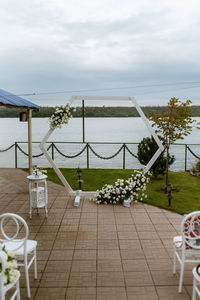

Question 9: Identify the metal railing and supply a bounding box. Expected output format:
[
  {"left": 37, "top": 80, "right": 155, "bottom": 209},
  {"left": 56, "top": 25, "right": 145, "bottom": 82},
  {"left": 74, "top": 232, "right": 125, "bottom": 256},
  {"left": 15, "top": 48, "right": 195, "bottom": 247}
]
[{"left": 0, "top": 141, "right": 199, "bottom": 171}]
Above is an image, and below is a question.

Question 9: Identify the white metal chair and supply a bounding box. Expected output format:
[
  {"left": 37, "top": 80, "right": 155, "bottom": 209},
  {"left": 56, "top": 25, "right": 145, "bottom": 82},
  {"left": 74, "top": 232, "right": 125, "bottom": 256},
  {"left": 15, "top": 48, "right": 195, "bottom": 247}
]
[
  {"left": 0, "top": 213, "right": 37, "bottom": 298},
  {"left": 192, "top": 265, "right": 200, "bottom": 300},
  {"left": 0, "top": 250, "right": 20, "bottom": 300},
  {"left": 173, "top": 211, "right": 200, "bottom": 293}
]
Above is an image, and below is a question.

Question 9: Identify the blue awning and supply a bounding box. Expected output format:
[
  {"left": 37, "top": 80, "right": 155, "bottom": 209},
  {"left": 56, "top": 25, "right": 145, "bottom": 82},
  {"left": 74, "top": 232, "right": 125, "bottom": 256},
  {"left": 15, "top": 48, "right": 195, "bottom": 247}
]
[{"left": 0, "top": 88, "right": 40, "bottom": 110}]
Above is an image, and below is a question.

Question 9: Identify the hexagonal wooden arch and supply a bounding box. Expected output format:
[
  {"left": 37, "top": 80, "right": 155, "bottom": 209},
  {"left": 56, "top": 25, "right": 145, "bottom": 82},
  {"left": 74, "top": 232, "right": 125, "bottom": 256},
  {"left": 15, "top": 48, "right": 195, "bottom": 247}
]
[{"left": 40, "top": 96, "right": 164, "bottom": 196}]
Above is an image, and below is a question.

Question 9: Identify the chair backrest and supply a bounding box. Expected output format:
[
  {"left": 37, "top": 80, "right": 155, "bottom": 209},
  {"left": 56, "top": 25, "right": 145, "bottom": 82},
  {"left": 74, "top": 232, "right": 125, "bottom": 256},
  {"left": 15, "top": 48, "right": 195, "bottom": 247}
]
[
  {"left": 0, "top": 213, "right": 29, "bottom": 253},
  {"left": 181, "top": 211, "right": 200, "bottom": 250}
]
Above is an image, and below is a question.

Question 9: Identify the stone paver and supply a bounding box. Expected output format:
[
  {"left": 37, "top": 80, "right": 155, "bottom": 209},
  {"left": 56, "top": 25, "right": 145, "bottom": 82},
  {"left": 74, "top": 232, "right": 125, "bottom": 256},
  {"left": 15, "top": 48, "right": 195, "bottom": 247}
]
[{"left": 0, "top": 168, "right": 192, "bottom": 299}]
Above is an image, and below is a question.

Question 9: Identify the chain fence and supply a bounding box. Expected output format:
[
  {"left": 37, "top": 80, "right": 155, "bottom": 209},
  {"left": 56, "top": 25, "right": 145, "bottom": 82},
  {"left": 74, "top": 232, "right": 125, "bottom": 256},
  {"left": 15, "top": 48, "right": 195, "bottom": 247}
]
[
  {"left": 0, "top": 144, "right": 15, "bottom": 152},
  {"left": 0, "top": 141, "right": 200, "bottom": 170},
  {"left": 187, "top": 146, "right": 200, "bottom": 159}
]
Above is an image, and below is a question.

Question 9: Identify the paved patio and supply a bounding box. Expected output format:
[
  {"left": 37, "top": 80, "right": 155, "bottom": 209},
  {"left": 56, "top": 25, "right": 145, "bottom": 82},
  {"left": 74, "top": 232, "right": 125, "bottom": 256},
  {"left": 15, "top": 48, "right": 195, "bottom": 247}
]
[{"left": 0, "top": 168, "right": 195, "bottom": 299}]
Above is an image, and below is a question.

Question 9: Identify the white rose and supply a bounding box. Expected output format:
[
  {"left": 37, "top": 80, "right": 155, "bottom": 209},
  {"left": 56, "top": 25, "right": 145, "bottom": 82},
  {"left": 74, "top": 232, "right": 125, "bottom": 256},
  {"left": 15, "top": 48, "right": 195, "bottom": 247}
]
[
  {"left": 7, "top": 250, "right": 15, "bottom": 258},
  {"left": 9, "top": 270, "right": 18, "bottom": 283}
]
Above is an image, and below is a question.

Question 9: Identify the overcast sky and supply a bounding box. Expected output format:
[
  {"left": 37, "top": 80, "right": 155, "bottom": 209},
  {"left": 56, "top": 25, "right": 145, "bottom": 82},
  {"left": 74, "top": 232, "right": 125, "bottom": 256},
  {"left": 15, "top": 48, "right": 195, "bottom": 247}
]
[{"left": 0, "top": 0, "right": 200, "bottom": 106}]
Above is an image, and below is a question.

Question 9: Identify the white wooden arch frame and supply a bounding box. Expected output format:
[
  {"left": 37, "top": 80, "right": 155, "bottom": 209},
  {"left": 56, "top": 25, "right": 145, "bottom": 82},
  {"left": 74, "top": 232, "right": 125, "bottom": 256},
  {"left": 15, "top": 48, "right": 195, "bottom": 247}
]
[{"left": 40, "top": 96, "right": 164, "bottom": 198}]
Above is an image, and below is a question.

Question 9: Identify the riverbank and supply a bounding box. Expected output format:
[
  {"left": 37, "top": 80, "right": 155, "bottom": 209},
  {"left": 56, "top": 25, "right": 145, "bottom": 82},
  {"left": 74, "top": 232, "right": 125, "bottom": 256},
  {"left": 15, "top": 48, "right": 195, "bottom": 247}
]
[{"left": 1, "top": 105, "right": 200, "bottom": 118}]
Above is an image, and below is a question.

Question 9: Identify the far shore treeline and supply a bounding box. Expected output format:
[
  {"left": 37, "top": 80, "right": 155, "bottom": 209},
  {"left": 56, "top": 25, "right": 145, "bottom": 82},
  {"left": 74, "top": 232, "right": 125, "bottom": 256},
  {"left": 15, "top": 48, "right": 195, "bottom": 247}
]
[{"left": 1, "top": 105, "right": 200, "bottom": 118}]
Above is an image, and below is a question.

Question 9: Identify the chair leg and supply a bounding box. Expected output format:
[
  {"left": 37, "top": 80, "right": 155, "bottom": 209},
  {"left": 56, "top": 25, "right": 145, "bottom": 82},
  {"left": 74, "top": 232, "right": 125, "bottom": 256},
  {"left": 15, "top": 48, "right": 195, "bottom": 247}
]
[
  {"left": 178, "top": 262, "right": 184, "bottom": 293},
  {"left": 24, "top": 258, "right": 31, "bottom": 298},
  {"left": 29, "top": 208, "right": 32, "bottom": 219},
  {"left": 0, "top": 290, "right": 5, "bottom": 300},
  {"left": 192, "top": 277, "right": 197, "bottom": 300},
  {"left": 34, "top": 248, "right": 38, "bottom": 279},
  {"left": 192, "top": 276, "right": 197, "bottom": 300},
  {"left": 173, "top": 249, "right": 177, "bottom": 274},
  {"left": 16, "top": 278, "right": 21, "bottom": 300},
  {"left": 45, "top": 204, "right": 48, "bottom": 218}
]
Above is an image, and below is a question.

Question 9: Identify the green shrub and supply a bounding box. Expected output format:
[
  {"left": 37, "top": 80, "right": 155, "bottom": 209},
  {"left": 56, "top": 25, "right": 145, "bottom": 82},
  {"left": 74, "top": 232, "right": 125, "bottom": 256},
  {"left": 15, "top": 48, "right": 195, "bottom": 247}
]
[{"left": 137, "top": 136, "right": 175, "bottom": 178}]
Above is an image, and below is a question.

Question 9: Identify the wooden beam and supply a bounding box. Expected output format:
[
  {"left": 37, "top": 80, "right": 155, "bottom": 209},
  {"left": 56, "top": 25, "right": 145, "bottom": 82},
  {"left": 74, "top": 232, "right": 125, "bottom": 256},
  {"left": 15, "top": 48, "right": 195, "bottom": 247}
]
[{"left": 28, "top": 109, "right": 32, "bottom": 174}]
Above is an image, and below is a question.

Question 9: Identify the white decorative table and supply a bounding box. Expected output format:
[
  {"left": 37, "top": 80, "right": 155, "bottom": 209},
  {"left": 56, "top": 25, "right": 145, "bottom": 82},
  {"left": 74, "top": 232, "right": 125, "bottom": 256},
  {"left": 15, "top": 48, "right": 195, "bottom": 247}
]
[{"left": 27, "top": 174, "right": 48, "bottom": 218}]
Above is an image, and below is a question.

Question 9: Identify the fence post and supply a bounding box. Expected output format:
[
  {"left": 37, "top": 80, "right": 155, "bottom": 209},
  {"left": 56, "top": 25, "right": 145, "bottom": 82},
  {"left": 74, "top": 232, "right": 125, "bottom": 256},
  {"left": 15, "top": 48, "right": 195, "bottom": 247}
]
[
  {"left": 52, "top": 143, "right": 54, "bottom": 160},
  {"left": 86, "top": 143, "right": 89, "bottom": 169},
  {"left": 123, "top": 144, "right": 126, "bottom": 169},
  {"left": 82, "top": 100, "right": 85, "bottom": 143},
  {"left": 185, "top": 144, "right": 187, "bottom": 171},
  {"left": 15, "top": 142, "right": 18, "bottom": 168}
]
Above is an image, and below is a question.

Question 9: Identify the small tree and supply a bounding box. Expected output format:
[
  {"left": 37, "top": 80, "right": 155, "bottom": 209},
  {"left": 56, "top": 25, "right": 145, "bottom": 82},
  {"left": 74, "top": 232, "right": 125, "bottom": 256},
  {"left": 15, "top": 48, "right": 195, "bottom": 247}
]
[
  {"left": 148, "top": 97, "right": 194, "bottom": 205},
  {"left": 137, "top": 136, "right": 175, "bottom": 178}
]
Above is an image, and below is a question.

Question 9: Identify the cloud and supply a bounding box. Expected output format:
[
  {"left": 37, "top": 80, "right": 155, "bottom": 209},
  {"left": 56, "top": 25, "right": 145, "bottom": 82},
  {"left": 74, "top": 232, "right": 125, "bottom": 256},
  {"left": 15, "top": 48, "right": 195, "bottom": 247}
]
[{"left": 0, "top": 0, "right": 200, "bottom": 105}]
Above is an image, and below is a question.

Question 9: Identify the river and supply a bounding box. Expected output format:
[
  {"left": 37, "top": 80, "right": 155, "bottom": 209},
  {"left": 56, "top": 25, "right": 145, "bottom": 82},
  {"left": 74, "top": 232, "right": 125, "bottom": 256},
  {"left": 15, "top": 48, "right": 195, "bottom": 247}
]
[{"left": 0, "top": 117, "right": 200, "bottom": 170}]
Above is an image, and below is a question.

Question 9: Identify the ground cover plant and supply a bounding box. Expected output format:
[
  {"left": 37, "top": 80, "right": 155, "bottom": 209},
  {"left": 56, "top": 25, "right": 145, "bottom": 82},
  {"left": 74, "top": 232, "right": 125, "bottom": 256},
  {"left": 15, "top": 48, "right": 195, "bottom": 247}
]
[{"left": 44, "top": 168, "right": 200, "bottom": 215}]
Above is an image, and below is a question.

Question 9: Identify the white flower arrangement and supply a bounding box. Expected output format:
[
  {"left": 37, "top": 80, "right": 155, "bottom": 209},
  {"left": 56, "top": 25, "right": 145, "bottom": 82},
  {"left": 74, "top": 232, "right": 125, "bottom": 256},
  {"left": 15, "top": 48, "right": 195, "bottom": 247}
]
[
  {"left": 49, "top": 104, "right": 72, "bottom": 129},
  {"left": 0, "top": 246, "right": 18, "bottom": 285},
  {"left": 32, "top": 165, "right": 47, "bottom": 177},
  {"left": 92, "top": 170, "right": 151, "bottom": 205}
]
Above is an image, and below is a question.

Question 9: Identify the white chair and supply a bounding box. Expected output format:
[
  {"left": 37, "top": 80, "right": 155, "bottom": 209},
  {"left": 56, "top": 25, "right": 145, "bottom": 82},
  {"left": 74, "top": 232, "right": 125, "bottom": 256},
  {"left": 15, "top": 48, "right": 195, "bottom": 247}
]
[
  {"left": 0, "top": 250, "right": 20, "bottom": 300},
  {"left": 192, "top": 265, "right": 200, "bottom": 300},
  {"left": 173, "top": 211, "right": 200, "bottom": 293},
  {"left": 0, "top": 213, "right": 37, "bottom": 298}
]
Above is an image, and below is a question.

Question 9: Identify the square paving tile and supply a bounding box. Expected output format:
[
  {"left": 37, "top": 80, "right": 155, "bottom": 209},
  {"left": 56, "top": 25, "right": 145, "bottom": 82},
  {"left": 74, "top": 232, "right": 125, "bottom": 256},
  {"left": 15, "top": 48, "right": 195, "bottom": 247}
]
[
  {"left": 147, "top": 258, "right": 173, "bottom": 271},
  {"left": 124, "top": 271, "right": 154, "bottom": 286},
  {"left": 35, "top": 287, "right": 66, "bottom": 300},
  {"left": 57, "top": 232, "right": 77, "bottom": 240},
  {"left": 126, "top": 286, "right": 158, "bottom": 300},
  {"left": 66, "top": 287, "right": 96, "bottom": 300},
  {"left": 49, "top": 249, "right": 74, "bottom": 260},
  {"left": 68, "top": 272, "right": 96, "bottom": 287},
  {"left": 97, "top": 259, "right": 122, "bottom": 272},
  {"left": 97, "top": 287, "right": 127, "bottom": 300},
  {"left": 97, "top": 271, "right": 125, "bottom": 287},
  {"left": 137, "top": 231, "right": 160, "bottom": 240},
  {"left": 98, "top": 224, "right": 117, "bottom": 232},
  {"left": 118, "top": 231, "right": 138, "bottom": 239},
  {"left": 53, "top": 239, "right": 76, "bottom": 249},
  {"left": 98, "top": 249, "right": 121, "bottom": 260},
  {"left": 37, "top": 240, "right": 55, "bottom": 250},
  {"left": 75, "top": 239, "right": 97, "bottom": 250},
  {"left": 156, "top": 286, "right": 190, "bottom": 299},
  {"left": 77, "top": 231, "right": 97, "bottom": 240},
  {"left": 79, "top": 224, "right": 97, "bottom": 232},
  {"left": 38, "top": 225, "right": 59, "bottom": 233},
  {"left": 116, "top": 224, "right": 136, "bottom": 232},
  {"left": 143, "top": 248, "right": 170, "bottom": 259},
  {"left": 151, "top": 270, "right": 180, "bottom": 285},
  {"left": 98, "top": 239, "right": 119, "bottom": 250},
  {"left": 73, "top": 249, "right": 97, "bottom": 260},
  {"left": 140, "top": 239, "right": 164, "bottom": 249},
  {"left": 20, "top": 272, "right": 42, "bottom": 288},
  {"left": 119, "top": 239, "right": 141, "bottom": 250},
  {"left": 45, "top": 260, "right": 72, "bottom": 273},
  {"left": 71, "top": 260, "right": 96, "bottom": 272},
  {"left": 39, "top": 272, "right": 69, "bottom": 287},
  {"left": 122, "top": 259, "right": 149, "bottom": 272},
  {"left": 97, "top": 231, "right": 118, "bottom": 239},
  {"left": 120, "top": 249, "right": 145, "bottom": 260}
]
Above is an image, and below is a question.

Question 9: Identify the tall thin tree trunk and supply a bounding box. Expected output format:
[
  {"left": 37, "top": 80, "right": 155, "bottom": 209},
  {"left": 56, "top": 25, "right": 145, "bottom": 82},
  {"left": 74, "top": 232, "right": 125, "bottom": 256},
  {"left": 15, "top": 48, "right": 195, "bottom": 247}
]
[
  {"left": 166, "top": 143, "right": 172, "bottom": 206},
  {"left": 165, "top": 144, "right": 169, "bottom": 188}
]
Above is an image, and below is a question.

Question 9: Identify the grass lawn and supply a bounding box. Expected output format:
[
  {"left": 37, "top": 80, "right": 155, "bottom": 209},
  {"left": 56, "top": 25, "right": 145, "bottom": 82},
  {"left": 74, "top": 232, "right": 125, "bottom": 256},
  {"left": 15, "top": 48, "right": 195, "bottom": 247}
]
[
  {"left": 46, "top": 168, "right": 134, "bottom": 191},
  {"left": 44, "top": 168, "right": 200, "bottom": 215}
]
